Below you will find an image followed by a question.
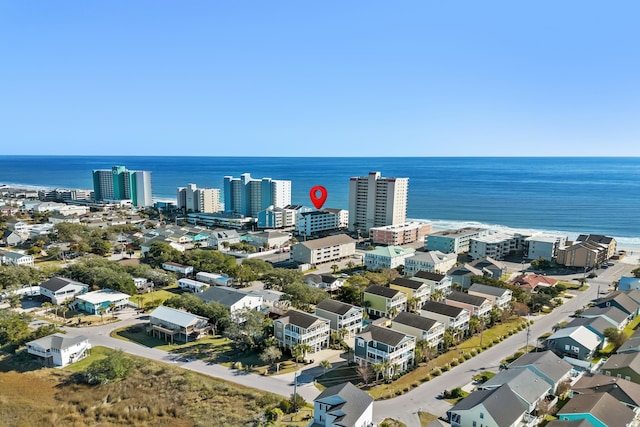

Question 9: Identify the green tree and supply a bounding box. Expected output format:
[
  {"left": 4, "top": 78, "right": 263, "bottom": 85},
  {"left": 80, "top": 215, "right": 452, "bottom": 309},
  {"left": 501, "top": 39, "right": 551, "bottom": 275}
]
[
  {"left": 604, "top": 327, "right": 628, "bottom": 349},
  {"left": 259, "top": 346, "right": 283, "bottom": 366},
  {"left": 320, "top": 359, "right": 331, "bottom": 375},
  {"left": 331, "top": 264, "right": 339, "bottom": 274},
  {"left": 0, "top": 309, "right": 31, "bottom": 346},
  {"left": 85, "top": 349, "right": 134, "bottom": 384}
]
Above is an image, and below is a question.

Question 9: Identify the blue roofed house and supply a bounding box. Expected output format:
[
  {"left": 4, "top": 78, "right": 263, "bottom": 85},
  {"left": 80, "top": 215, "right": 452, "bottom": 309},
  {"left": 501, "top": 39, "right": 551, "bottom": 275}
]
[
  {"left": 308, "top": 382, "right": 373, "bottom": 427},
  {"left": 619, "top": 277, "right": 640, "bottom": 291}
]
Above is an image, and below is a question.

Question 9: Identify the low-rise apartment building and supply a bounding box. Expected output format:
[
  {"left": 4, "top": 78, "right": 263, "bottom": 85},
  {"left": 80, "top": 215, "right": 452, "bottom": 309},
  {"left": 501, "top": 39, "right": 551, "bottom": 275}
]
[
  {"left": 404, "top": 250, "right": 457, "bottom": 276},
  {"left": 469, "top": 232, "right": 528, "bottom": 261},
  {"left": 425, "top": 227, "right": 489, "bottom": 254},
  {"left": 370, "top": 221, "right": 431, "bottom": 245},
  {"left": 291, "top": 234, "right": 356, "bottom": 266},
  {"left": 364, "top": 246, "right": 415, "bottom": 270}
]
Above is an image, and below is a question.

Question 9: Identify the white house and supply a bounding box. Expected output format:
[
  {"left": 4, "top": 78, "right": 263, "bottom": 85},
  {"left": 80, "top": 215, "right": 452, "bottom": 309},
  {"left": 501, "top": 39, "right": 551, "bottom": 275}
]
[
  {"left": 308, "top": 382, "right": 374, "bottom": 427},
  {"left": 39, "top": 277, "right": 89, "bottom": 305},
  {"left": 195, "top": 271, "right": 233, "bottom": 287},
  {"left": 0, "top": 250, "right": 34, "bottom": 266},
  {"left": 404, "top": 250, "right": 457, "bottom": 276},
  {"left": 27, "top": 333, "right": 91, "bottom": 367},
  {"left": 196, "top": 287, "right": 263, "bottom": 318},
  {"left": 177, "top": 278, "right": 209, "bottom": 293}
]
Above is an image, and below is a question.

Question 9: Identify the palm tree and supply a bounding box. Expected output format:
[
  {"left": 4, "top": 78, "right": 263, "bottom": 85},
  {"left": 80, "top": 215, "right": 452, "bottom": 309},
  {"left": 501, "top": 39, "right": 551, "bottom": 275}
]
[
  {"left": 320, "top": 360, "right": 331, "bottom": 376},
  {"left": 108, "top": 302, "right": 117, "bottom": 319},
  {"left": 126, "top": 247, "right": 135, "bottom": 258},
  {"left": 387, "top": 306, "right": 399, "bottom": 319},
  {"left": 431, "top": 290, "right": 444, "bottom": 302},
  {"left": 373, "top": 362, "right": 384, "bottom": 383},
  {"left": 331, "top": 264, "right": 339, "bottom": 274},
  {"left": 381, "top": 360, "right": 392, "bottom": 382},
  {"left": 97, "top": 307, "right": 106, "bottom": 324},
  {"left": 41, "top": 301, "right": 53, "bottom": 318},
  {"left": 407, "top": 297, "right": 421, "bottom": 313},
  {"left": 59, "top": 305, "right": 69, "bottom": 323}
]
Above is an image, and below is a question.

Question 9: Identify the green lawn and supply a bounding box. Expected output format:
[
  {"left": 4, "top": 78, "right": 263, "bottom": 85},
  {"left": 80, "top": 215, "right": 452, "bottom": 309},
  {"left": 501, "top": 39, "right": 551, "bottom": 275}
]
[
  {"left": 315, "top": 365, "right": 362, "bottom": 389},
  {"left": 65, "top": 346, "right": 111, "bottom": 372},
  {"left": 113, "top": 324, "right": 233, "bottom": 355},
  {"left": 131, "top": 288, "right": 180, "bottom": 310}
]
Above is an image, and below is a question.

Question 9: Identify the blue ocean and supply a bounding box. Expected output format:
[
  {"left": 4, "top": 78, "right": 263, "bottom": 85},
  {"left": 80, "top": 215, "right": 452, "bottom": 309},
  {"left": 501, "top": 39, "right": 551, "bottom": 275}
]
[{"left": 1, "top": 156, "right": 639, "bottom": 245}]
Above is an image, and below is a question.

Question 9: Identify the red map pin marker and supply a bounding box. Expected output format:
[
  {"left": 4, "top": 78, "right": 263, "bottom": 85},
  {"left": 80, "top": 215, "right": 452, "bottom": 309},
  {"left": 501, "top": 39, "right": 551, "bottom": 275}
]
[{"left": 310, "top": 186, "right": 328, "bottom": 209}]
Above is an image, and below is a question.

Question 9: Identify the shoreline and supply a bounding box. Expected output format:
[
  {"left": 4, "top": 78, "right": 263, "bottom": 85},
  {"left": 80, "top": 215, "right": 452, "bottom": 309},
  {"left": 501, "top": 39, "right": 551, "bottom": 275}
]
[{"left": 3, "top": 181, "right": 640, "bottom": 249}]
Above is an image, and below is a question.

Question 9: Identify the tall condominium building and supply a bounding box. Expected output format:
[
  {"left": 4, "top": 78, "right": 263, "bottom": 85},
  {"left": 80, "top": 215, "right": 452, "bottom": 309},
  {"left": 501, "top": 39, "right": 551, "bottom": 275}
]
[
  {"left": 92, "top": 165, "right": 153, "bottom": 207},
  {"left": 223, "top": 173, "right": 291, "bottom": 217},
  {"left": 176, "top": 183, "right": 221, "bottom": 213},
  {"left": 348, "top": 172, "right": 408, "bottom": 234}
]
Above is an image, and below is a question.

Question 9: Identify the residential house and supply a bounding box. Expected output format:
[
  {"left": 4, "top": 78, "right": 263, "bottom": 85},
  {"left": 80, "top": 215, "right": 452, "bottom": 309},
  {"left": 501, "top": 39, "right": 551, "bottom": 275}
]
[
  {"left": 2, "top": 230, "right": 27, "bottom": 246},
  {"left": 291, "top": 234, "right": 356, "bottom": 266},
  {"left": 468, "top": 283, "right": 513, "bottom": 310},
  {"left": 556, "top": 392, "right": 635, "bottom": 427},
  {"left": 177, "top": 278, "right": 209, "bottom": 293},
  {"left": 362, "top": 285, "right": 407, "bottom": 319},
  {"left": 72, "top": 289, "right": 131, "bottom": 314},
  {"left": 544, "top": 326, "right": 601, "bottom": 361},
  {"left": 390, "top": 311, "right": 445, "bottom": 348},
  {"left": 600, "top": 352, "right": 640, "bottom": 384},
  {"left": 196, "top": 287, "right": 263, "bottom": 318},
  {"left": 445, "top": 291, "right": 492, "bottom": 318},
  {"left": 39, "top": 277, "right": 89, "bottom": 305},
  {"left": 0, "top": 250, "right": 34, "bottom": 266},
  {"left": 618, "top": 289, "right": 640, "bottom": 306},
  {"left": 244, "top": 230, "right": 291, "bottom": 249},
  {"left": 308, "top": 382, "right": 374, "bottom": 427},
  {"left": 364, "top": 245, "right": 416, "bottom": 270},
  {"left": 420, "top": 301, "right": 470, "bottom": 332},
  {"left": 619, "top": 277, "right": 640, "bottom": 292},
  {"left": 580, "top": 306, "right": 629, "bottom": 329},
  {"left": 565, "top": 317, "right": 614, "bottom": 349},
  {"left": 161, "top": 262, "right": 193, "bottom": 276},
  {"left": 477, "top": 368, "right": 552, "bottom": 415},
  {"left": 26, "top": 333, "right": 91, "bottom": 367},
  {"left": 354, "top": 324, "right": 416, "bottom": 376},
  {"left": 370, "top": 221, "right": 431, "bottom": 246},
  {"left": 425, "top": 227, "right": 489, "bottom": 253},
  {"left": 447, "top": 384, "right": 531, "bottom": 427},
  {"left": 315, "top": 299, "right": 363, "bottom": 338},
  {"left": 511, "top": 274, "right": 558, "bottom": 293},
  {"left": 389, "top": 277, "right": 431, "bottom": 309},
  {"left": 413, "top": 271, "right": 453, "bottom": 296},
  {"left": 446, "top": 264, "right": 484, "bottom": 290},
  {"left": 305, "top": 274, "right": 345, "bottom": 292},
  {"left": 508, "top": 351, "right": 573, "bottom": 394},
  {"left": 195, "top": 271, "right": 233, "bottom": 287},
  {"left": 207, "top": 228, "right": 241, "bottom": 248},
  {"left": 274, "top": 310, "right": 330, "bottom": 353},
  {"left": 618, "top": 329, "right": 640, "bottom": 354},
  {"left": 469, "top": 257, "right": 508, "bottom": 279},
  {"left": 572, "top": 374, "right": 640, "bottom": 410},
  {"left": 148, "top": 306, "right": 210, "bottom": 343},
  {"left": 593, "top": 293, "right": 639, "bottom": 318},
  {"left": 404, "top": 250, "right": 457, "bottom": 276}
]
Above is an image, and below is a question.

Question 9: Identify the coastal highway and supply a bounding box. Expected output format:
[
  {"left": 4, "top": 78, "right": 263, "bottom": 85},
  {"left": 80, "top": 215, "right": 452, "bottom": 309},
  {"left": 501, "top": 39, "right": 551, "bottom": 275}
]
[{"left": 63, "top": 256, "right": 638, "bottom": 427}]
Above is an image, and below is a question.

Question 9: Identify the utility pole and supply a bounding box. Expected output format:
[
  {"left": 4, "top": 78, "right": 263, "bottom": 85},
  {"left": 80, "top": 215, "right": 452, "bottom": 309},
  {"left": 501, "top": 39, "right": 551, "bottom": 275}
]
[{"left": 293, "top": 371, "right": 298, "bottom": 413}]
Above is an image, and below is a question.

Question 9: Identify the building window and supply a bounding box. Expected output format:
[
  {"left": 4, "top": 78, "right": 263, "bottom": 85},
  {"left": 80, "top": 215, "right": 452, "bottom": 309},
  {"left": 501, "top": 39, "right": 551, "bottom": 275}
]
[{"left": 479, "top": 413, "right": 484, "bottom": 419}]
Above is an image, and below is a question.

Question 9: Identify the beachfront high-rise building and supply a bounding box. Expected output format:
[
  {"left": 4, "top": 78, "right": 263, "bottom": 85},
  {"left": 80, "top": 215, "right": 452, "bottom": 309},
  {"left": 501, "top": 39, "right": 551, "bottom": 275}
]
[
  {"left": 348, "top": 172, "right": 408, "bottom": 234},
  {"left": 223, "top": 173, "right": 291, "bottom": 217},
  {"left": 176, "top": 183, "right": 221, "bottom": 213},
  {"left": 92, "top": 166, "right": 153, "bottom": 207}
]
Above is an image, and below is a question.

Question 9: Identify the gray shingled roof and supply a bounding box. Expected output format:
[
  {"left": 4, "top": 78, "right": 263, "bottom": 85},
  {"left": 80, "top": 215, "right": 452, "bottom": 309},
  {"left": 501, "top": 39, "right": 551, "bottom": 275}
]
[
  {"left": 390, "top": 277, "right": 426, "bottom": 290},
  {"left": 545, "top": 420, "right": 592, "bottom": 427},
  {"left": 414, "top": 271, "right": 445, "bottom": 281},
  {"left": 358, "top": 324, "right": 410, "bottom": 347},
  {"left": 27, "top": 333, "right": 88, "bottom": 350},
  {"left": 558, "top": 392, "right": 634, "bottom": 426},
  {"left": 393, "top": 311, "right": 438, "bottom": 332},
  {"left": 601, "top": 352, "right": 640, "bottom": 373},
  {"left": 580, "top": 306, "right": 628, "bottom": 325},
  {"left": 617, "top": 329, "right": 640, "bottom": 354},
  {"left": 316, "top": 299, "right": 357, "bottom": 316},
  {"left": 565, "top": 317, "right": 612, "bottom": 337},
  {"left": 479, "top": 368, "right": 551, "bottom": 405},
  {"left": 39, "top": 277, "right": 86, "bottom": 292},
  {"left": 509, "top": 350, "right": 572, "bottom": 384},
  {"left": 449, "top": 384, "right": 527, "bottom": 426},
  {"left": 314, "top": 382, "right": 373, "bottom": 427},
  {"left": 595, "top": 293, "right": 638, "bottom": 315},
  {"left": 280, "top": 310, "right": 326, "bottom": 329},
  {"left": 364, "top": 284, "right": 403, "bottom": 299},
  {"left": 196, "top": 286, "right": 252, "bottom": 308},
  {"left": 572, "top": 374, "right": 640, "bottom": 408},
  {"left": 445, "top": 291, "right": 489, "bottom": 307},
  {"left": 468, "top": 283, "right": 510, "bottom": 298},
  {"left": 421, "top": 300, "right": 466, "bottom": 317}
]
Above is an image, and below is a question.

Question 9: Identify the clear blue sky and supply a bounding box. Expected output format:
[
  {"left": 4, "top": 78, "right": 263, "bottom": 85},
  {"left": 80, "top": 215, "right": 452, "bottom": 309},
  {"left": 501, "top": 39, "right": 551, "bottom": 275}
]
[{"left": 1, "top": 1, "right": 639, "bottom": 156}]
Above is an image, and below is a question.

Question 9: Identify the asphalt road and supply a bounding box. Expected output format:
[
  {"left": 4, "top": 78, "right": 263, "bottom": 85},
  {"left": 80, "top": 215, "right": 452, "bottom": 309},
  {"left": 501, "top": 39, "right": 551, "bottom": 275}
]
[{"left": 64, "top": 258, "right": 637, "bottom": 427}]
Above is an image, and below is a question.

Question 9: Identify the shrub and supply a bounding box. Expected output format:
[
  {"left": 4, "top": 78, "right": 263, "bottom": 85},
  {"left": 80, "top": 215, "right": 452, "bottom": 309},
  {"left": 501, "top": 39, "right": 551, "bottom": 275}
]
[
  {"left": 470, "top": 349, "right": 478, "bottom": 356},
  {"left": 432, "top": 368, "right": 441, "bottom": 377},
  {"left": 421, "top": 375, "right": 431, "bottom": 382},
  {"left": 441, "top": 364, "right": 450, "bottom": 372},
  {"left": 450, "top": 359, "right": 458, "bottom": 367}
]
